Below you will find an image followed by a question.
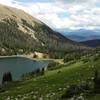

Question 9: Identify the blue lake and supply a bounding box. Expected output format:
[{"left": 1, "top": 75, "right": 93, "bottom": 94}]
[{"left": 0, "top": 57, "right": 49, "bottom": 83}]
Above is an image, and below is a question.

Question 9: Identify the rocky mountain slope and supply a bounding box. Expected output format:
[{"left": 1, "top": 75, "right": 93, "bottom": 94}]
[{"left": 0, "top": 4, "right": 87, "bottom": 58}]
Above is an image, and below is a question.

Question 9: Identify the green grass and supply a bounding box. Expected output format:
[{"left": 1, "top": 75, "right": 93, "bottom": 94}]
[{"left": 0, "top": 59, "right": 100, "bottom": 100}]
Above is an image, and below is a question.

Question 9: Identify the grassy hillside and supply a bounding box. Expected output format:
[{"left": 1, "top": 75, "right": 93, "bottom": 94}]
[{"left": 0, "top": 54, "right": 100, "bottom": 100}]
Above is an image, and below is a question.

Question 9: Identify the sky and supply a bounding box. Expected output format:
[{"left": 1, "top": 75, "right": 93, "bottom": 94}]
[{"left": 0, "top": 0, "right": 100, "bottom": 30}]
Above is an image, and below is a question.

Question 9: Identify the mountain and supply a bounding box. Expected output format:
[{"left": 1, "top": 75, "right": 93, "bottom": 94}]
[
  {"left": 0, "top": 4, "right": 87, "bottom": 57},
  {"left": 57, "top": 29, "right": 100, "bottom": 42},
  {"left": 80, "top": 39, "right": 100, "bottom": 47}
]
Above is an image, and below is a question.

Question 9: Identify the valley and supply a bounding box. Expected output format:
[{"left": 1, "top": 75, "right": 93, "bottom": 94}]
[
  {"left": 80, "top": 39, "right": 100, "bottom": 48},
  {"left": 0, "top": 3, "right": 100, "bottom": 100}
]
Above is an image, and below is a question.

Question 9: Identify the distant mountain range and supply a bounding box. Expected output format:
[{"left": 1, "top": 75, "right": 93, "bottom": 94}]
[
  {"left": 80, "top": 39, "right": 100, "bottom": 47},
  {"left": 0, "top": 4, "right": 87, "bottom": 57},
  {"left": 57, "top": 29, "right": 100, "bottom": 42}
]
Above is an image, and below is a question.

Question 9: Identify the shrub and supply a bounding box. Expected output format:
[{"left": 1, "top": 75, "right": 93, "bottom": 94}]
[
  {"left": 47, "top": 61, "right": 61, "bottom": 70},
  {"left": 62, "top": 82, "right": 90, "bottom": 99},
  {"left": 82, "top": 58, "right": 89, "bottom": 63},
  {"left": 93, "top": 69, "right": 100, "bottom": 93},
  {"left": 40, "top": 68, "right": 45, "bottom": 75},
  {"left": 2, "top": 72, "right": 13, "bottom": 85}
]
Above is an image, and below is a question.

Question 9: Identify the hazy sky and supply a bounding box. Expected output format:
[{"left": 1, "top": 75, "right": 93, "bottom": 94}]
[{"left": 0, "top": 0, "right": 100, "bottom": 30}]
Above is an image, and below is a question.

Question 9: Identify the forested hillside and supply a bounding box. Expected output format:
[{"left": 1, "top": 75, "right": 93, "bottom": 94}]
[{"left": 0, "top": 4, "right": 88, "bottom": 58}]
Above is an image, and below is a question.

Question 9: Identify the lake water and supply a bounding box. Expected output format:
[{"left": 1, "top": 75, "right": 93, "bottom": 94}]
[{"left": 0, "top": 57, "right": 49, "bottom": 84}]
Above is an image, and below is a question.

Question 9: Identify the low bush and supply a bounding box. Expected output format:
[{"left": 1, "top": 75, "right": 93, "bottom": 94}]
[
  {"left": 47, "top": 61, "right": 61, "bottom": 70},
  {"left": 62, "top": 82, "right": 90, "bottom": 99},
  {"left": 2, "top": 72, "right": 13, "bottom": 85}
]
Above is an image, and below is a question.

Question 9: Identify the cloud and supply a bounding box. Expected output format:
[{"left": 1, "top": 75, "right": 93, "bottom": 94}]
[
  {"left": 0, "top": 0, "right": 100, "bottom": 30},
  {"left": 0, "top": 0, "right": 14, "bottom": 6}
]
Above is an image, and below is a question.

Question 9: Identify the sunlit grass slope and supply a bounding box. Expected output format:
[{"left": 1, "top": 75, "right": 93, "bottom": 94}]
[{"left": 0, "top": 59, "right": 100, "bottom": 100}]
